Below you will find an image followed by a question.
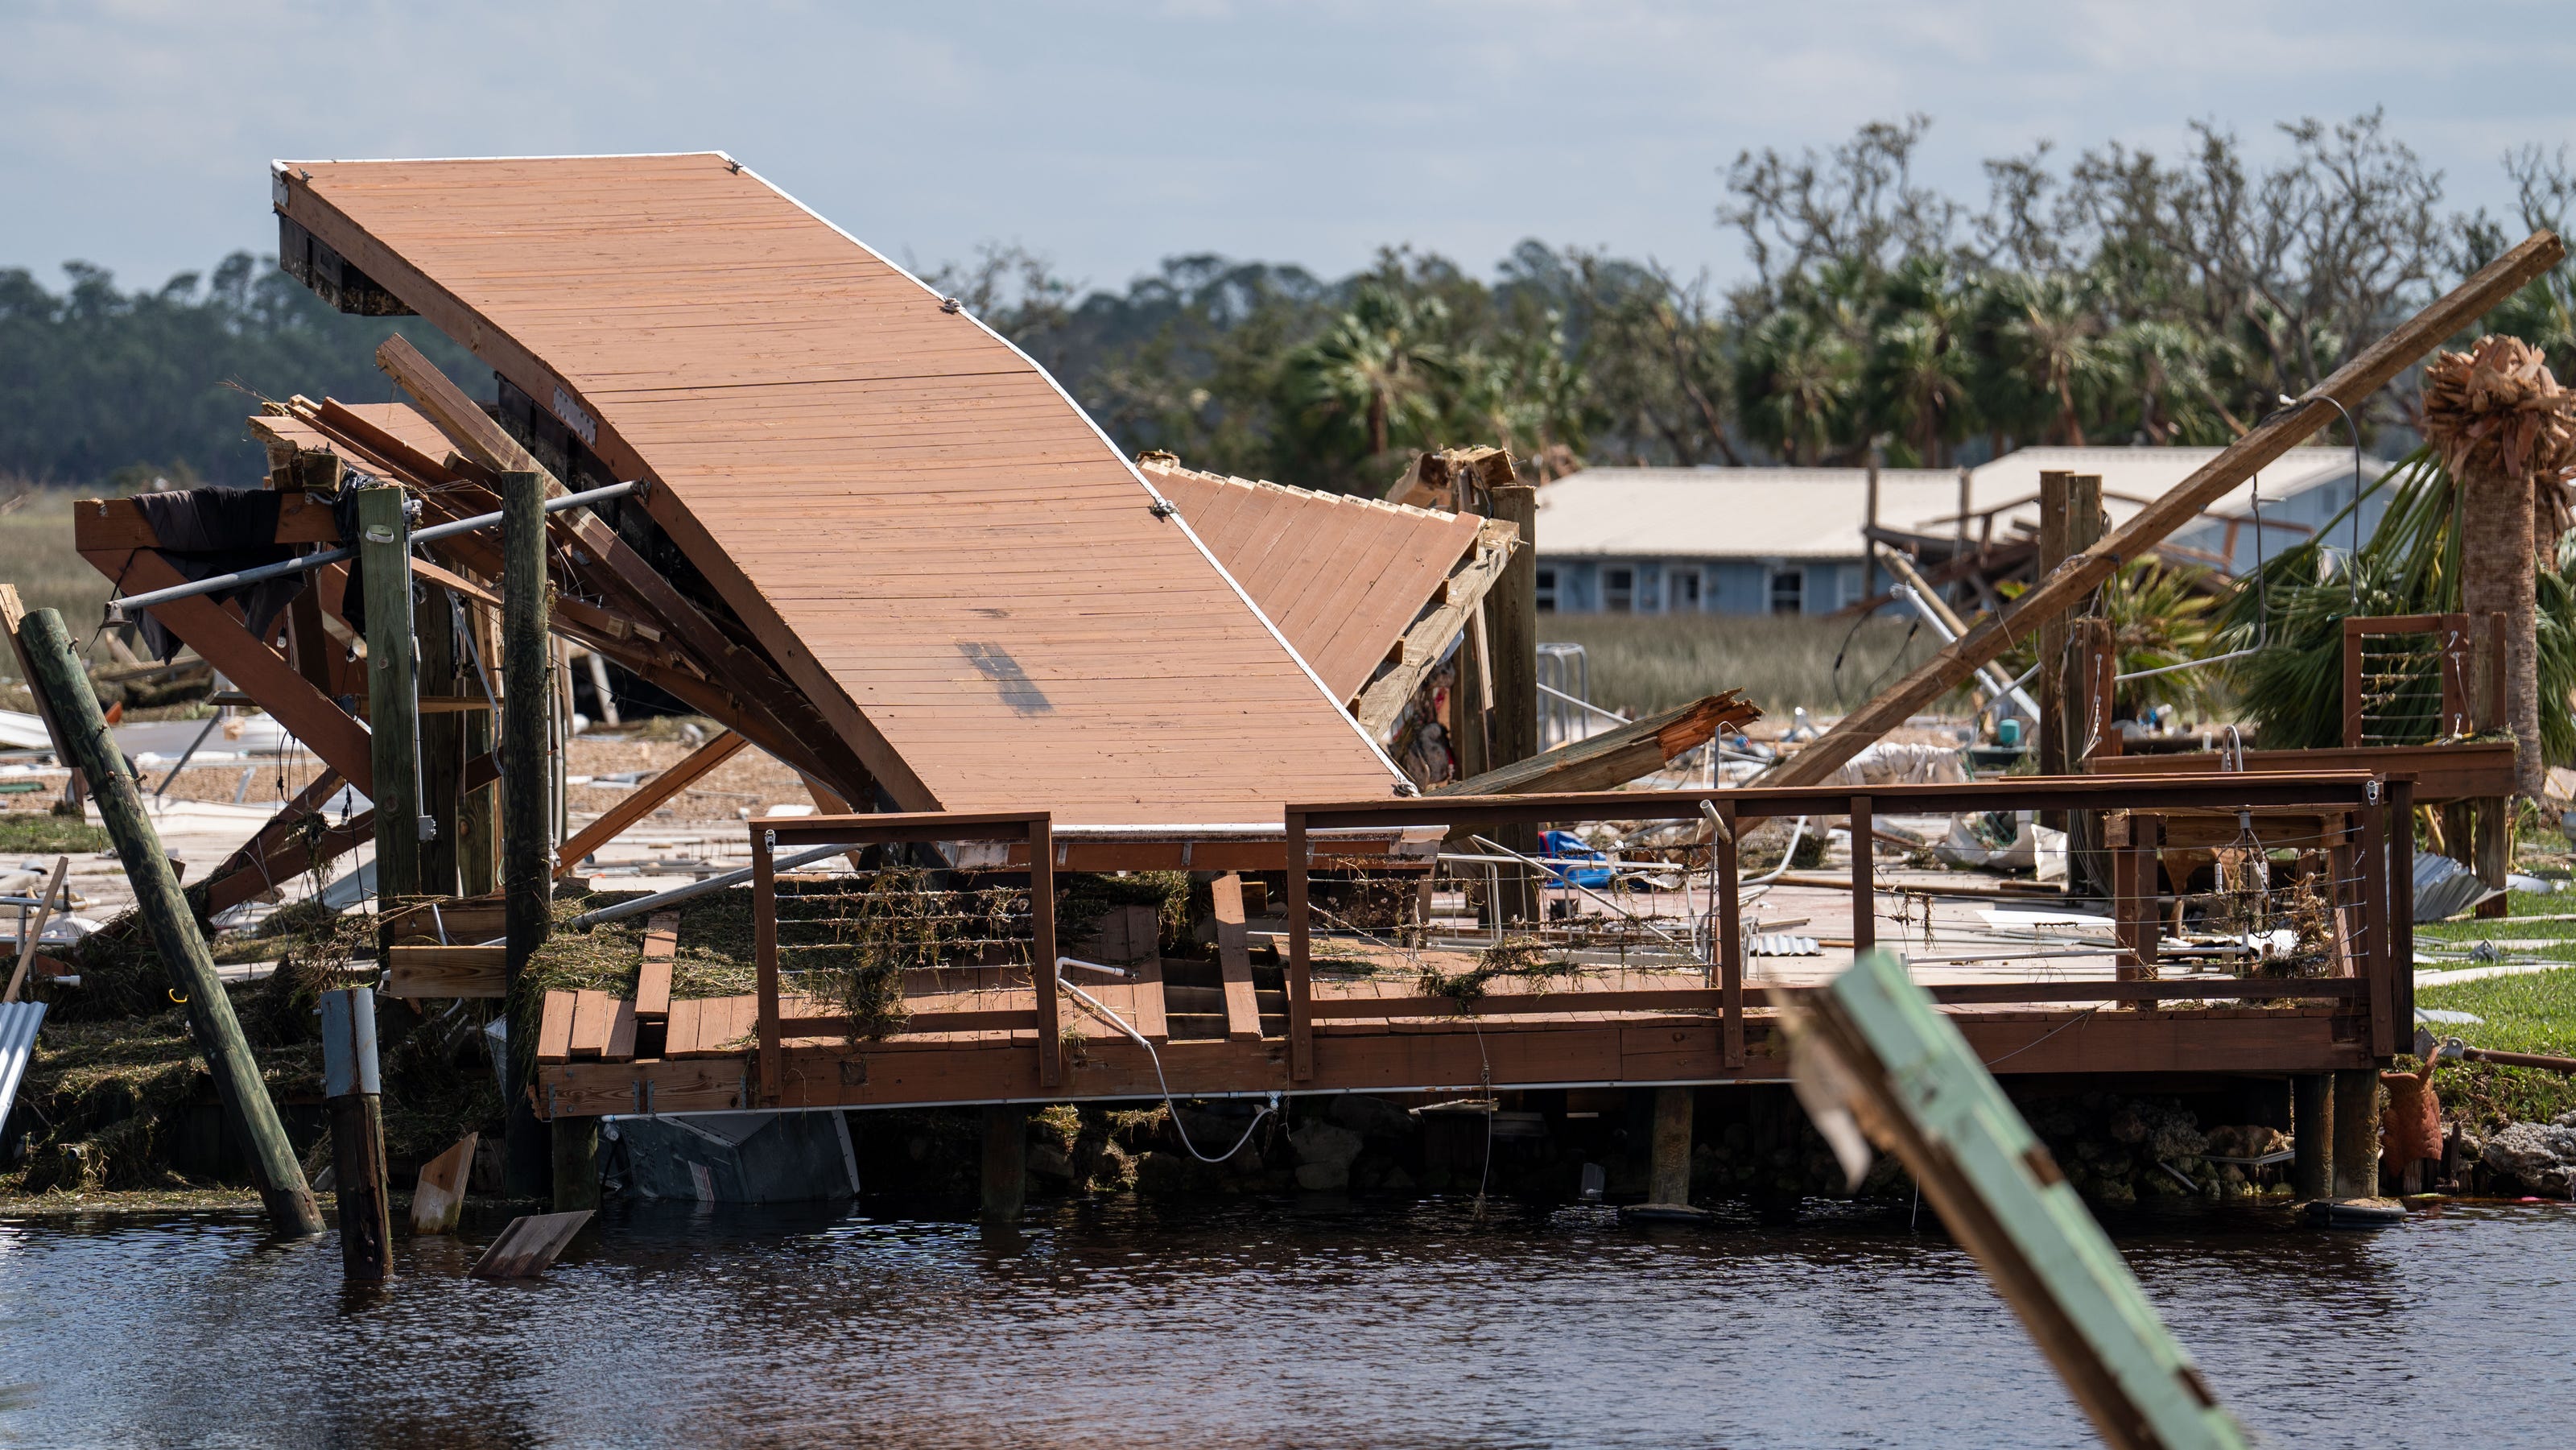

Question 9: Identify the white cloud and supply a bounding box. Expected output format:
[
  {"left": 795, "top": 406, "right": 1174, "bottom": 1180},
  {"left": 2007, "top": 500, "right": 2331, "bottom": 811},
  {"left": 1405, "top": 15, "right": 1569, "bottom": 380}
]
[{"left": 0, "top": 0, "right": 2564, "bottom": 293}]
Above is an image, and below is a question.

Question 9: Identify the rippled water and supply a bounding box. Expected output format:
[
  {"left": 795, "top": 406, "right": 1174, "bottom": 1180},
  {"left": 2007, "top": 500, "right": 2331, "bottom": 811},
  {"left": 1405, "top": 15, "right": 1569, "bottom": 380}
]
[{"left": 0, "top": 1193, "right": 2569, "bottom": 1448}]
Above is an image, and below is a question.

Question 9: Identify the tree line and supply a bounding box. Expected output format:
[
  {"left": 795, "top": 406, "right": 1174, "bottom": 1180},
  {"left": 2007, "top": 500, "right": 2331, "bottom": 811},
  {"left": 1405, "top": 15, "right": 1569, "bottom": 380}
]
[{"left": 6, "top": 110, "right": 2574, "bottom": 497}]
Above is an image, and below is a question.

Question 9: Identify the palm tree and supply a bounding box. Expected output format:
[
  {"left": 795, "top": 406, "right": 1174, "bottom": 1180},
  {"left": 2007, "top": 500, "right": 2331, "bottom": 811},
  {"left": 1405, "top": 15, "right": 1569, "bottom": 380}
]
[
  {"left": 1283, "top": 285, "right": 1459, "bottom": 469},
  {"left": 1733, "top": 308, "right": 1858, "bottom": 465},
  {"left": 1999, "top": 273, "right": 2111, "bottom": 445}
]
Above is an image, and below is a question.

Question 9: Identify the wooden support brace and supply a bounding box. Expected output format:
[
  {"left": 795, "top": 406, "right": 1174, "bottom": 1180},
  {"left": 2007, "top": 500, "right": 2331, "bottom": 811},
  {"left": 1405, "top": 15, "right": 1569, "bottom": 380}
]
[{"left": 555, "top": 730, "right": 748, "bottom": 877}]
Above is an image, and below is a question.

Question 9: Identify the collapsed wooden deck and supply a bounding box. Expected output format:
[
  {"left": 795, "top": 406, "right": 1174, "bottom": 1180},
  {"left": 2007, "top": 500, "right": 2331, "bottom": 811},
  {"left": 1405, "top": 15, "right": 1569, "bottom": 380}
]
[{"left": 531, "top": 773, "right": 2411, "bottom": 1119}]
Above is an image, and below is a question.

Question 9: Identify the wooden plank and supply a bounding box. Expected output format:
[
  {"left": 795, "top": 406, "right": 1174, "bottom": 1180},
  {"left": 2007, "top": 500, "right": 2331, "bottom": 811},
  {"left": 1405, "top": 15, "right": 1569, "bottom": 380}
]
[
  {"left": 664, "top": 996, "right": 702, "bottom": 1057},
  {"left": 555, "top": 730, "right": 748, "bottom": 877},
  {"left": 602, "top": 998, "right": 638, "bottom": 1061},
  {"left": 567, "top": 989, "right": 615, "bottom": 1059},
  {"left": 382, "top": 944, "right": 507, "bottom": 999},
  {"left": 1434, "top": 692, "right": 1759, "bottom": 796},
  {"left": 536, "top": 989, "right": 578, "bottom": 1064},
  {"left": 1133, "top": 961, "right": 1168, "bottom": 1043},
  {"left": 1211, "top": 873, "right": 1263, "bottom": 1042},
  {"left": 469, "top": 1209, "right": 591, "bottom": 1279},
  {"left": 634, "top": 911, "right": 679, "bottom": 1019},
  {"left": 1766, "top": 229, "right": 2571, "bottom": 787},
  {"left": 408, "top": 1132, "right": 477, "bottom": 1236}
]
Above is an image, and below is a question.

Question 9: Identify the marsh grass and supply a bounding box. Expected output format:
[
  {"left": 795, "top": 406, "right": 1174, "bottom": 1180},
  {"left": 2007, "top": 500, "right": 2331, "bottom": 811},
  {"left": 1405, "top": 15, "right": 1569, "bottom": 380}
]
[
  {"left": 1535, "top": 612, "right": 1969, "bottom": 721},
  {"left": 0, "top": 489, "right": 114, "bottom": 676},
  {"left": 2415, "top": 963, "right": 2576, "bottom": 1129}
]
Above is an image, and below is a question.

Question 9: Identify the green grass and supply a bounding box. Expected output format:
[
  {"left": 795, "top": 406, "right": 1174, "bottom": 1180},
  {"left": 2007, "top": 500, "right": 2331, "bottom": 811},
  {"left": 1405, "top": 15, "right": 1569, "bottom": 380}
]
[
  {"left": 0, "top": 814, "right": 109, "bottom": 855},
  {"left": 0, "top": 489, "right": 114, "bottom": 673},
  {"left": 1536, "top": 613, "right": 1971, "bottom": 721},
  {"left": 2417, "top": 956, "right": 2576, "bottom": 1129}
]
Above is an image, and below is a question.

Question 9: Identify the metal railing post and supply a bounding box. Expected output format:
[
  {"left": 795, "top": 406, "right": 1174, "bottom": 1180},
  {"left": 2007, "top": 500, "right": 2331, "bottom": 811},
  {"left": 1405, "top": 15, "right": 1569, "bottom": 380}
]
[
  {"left": 752, "top": 825, "right": 781, "bottom": 1103},
  {"left": 1716, "top": 799, "right": 1744, "bottom": 1068},
  {"left": 1030, "top": 814, "right": 1060, "bottom": 1089},
  {"left": 1286, "top": 811, "right": 1315, "bottom": 1081},
  {"left": 1848, "top": 793, "right": 1874, "bottom": 955}
]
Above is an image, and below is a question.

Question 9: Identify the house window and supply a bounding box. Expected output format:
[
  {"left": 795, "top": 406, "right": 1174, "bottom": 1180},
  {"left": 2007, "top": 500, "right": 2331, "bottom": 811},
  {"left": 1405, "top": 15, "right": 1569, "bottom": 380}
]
[
  {"left": 1535, "top": 568, "right": 1558, "bottom": 613},
  {"left": 1769, "top": 568, "right": 1804, "bottom": 616},
  {"left": 1674, "top": 570, "right": 1702, "bottom": 610},
  {"left": 1605, "top": 568, "right": 1635, "bottom": 613}
]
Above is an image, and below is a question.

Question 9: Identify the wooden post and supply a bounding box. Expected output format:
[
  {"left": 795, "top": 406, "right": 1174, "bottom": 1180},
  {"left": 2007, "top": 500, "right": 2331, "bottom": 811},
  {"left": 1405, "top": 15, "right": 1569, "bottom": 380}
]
[
  {"left": 357, "top": 486, "right": 423, "bottom": 906},
  {"left": 1488, "top": 481, "right": 1541, "bottom": 924},
  {"left": 1286, "top": 810, "right": 1315, "bottom": 1081},
  {"left": 320, "top": 988, "right": 392, "bottom": 1281},
  {"left": 1647, "top": 1085, "right": 1694, "bottom": 1206},
  {"left": 2330, "top": 1068, "right": 2380, "bottom": 1199},
  {"left": 981, "top": 1103, "right": 1028, "bottom": 1223},
  {"left": 15, "top": 608, "right": 324, "bottom": 1237},
  {"left": 2292, "top": 1074, "right": 2332, "bottom": 1201},
  {"left": 1848, "top": 794, "right": 1874, "bottom": 954},
  {"left": 2359, "top": 784, "right": 2394, "bottom": 1058},
  {"left": 752, "top": 823, "right": 781, "bottom": 1105},
  {"left": 1030, "top": 815, "right": 1060, "bottom": 1089},
  {"left": 417, "top": 581, "right": 462, "bottom": 899},
  {"left": 501, "top": 471, "right": 554, "bottom": 1198},
  {"left": 551, "top": 1115, "right": 601, "bottom": 1213},
  {"left": 2036, "top": 469, "right": 2072, "bottom": 797},
  {"left": 2388, "top": 777, "right": 2416, "bottom": 1034},
  {"left": 1715, "top": 801, "right": 1744, "bottom": 1069},
  {"left": 458, "top": 594, "right": 500, "bottom": 897}
]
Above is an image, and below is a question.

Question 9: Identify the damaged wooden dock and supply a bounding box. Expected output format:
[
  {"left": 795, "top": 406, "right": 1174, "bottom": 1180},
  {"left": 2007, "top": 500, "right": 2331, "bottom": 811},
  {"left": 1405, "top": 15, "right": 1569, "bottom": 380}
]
[{"left": 532, "top": 773, "right": 2412, "bottom": 1121}]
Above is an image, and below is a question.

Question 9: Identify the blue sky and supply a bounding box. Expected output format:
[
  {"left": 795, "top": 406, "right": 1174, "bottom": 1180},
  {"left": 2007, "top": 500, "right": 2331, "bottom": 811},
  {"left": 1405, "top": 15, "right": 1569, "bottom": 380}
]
[{"left": 2, "top": 0, "right": 2568, "bottom": 296}]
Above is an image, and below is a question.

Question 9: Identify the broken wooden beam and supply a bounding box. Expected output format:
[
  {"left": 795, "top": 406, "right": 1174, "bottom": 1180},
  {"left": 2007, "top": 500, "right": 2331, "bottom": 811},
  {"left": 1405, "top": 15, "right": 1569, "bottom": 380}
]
[
  {"left": 1211, "top": 873, "right": 1263, "bottom": 1043},
  {"left": 469, "top": 1209, "right": 590, "bottom": 1279},
  {"left": 1353, "top": 518, "right": 1518, "bottom": 737},
  {"left": 555, "top": 729, "right": 748, "bottom": 878},
  {"left": 1434, "top": 691, "right": 1760, "bottom": 796},
  {"left": 1764, "top": 229, "right": 2570, "bottom": 788}
]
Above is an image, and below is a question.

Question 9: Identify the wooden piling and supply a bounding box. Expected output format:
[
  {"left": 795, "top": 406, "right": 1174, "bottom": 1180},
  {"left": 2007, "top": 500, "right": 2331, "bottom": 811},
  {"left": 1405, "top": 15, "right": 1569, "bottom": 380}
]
[
  {"left": 502, "top": 471, "right": 554, "bottom": 1197},
  {"left": 1488, "top": 481, "right": 1540, "bottom": 923},
  {"left": 320, "top": 988, "right": 392, "bottom": 1281},
  {"left": 1647, "top": 1086, "right": 1694, "bottom": 1206},
  {"left": 980, "top": 1103, "right": 1028, "bottom": 1223},
  {"left": 417, "top": 580, "right": 463, "bottom": 899},
  {"left": 552, "top": 1116, "right": 601, "bottom": 1213},
  {"left": 2292, "top": 1073, "right": 2332, "bottom": 1201},
  {"left": 15, "top": 608, "right": 324, "bottom": 1237},
  {"left": 2330, "top": 1068, "right": 2380, "bottom": 1199},
  {"left": 357, "top": 486, "right": 423, "bottom": 904}
]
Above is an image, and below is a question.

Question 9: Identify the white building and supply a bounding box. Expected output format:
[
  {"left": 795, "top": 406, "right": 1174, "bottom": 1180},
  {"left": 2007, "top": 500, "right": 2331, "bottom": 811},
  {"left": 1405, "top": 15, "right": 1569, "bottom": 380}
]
[{"left": 1533, "top": 447, "right": 2393, "bottom": 616}]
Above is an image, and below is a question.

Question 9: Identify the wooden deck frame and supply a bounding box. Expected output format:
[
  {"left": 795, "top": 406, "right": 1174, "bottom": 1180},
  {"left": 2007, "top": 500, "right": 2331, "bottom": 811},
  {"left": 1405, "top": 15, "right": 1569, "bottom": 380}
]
[
  {"left": 749, "top": 810, "right": 1059, "bottom": 1101},
  {"left": 1286, "top": 771, "right": 2402, "bottom": 1083}
]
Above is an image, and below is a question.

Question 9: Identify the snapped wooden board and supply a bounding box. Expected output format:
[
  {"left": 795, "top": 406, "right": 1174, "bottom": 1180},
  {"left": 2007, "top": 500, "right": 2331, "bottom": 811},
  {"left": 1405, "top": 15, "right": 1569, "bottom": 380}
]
[
  {"left": 410, "top": 1132, "right": 477, "bottom": 1236},
  {"left": 469, "top": 1210, "right": 591, "bottom": 1279},
  {"left": 275, "top": 155, "right": 1402, "bottom": 825}
]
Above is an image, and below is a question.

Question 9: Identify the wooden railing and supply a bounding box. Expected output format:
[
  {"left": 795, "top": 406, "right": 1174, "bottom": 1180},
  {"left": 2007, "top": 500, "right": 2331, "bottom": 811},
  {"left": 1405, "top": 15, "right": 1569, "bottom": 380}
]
[
  {"left": 748, "top": 810, "right": 1059, "bottom": 1102},
  {"left": 1285, "top": 772, "right": 2410, "bottom": 1080},
  {"left": 2343, "top": 612, "right": 2504, "bottom": 746}
]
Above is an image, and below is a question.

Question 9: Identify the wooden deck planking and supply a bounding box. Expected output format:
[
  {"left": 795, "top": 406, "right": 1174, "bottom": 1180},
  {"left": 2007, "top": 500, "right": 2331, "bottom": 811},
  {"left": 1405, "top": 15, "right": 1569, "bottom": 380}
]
[
  {"left": 1145, "top": 461, "right": 1484, "bottom": 702},
  {"left": 279, "top": 153, "right": 1399, "bottom": 825}
]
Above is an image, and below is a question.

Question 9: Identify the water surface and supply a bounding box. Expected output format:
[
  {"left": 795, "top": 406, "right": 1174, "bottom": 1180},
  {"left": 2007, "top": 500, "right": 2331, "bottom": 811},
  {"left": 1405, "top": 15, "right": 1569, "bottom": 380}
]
[{"left": 1, "top": 1194, "right": 2567, "bottom": 1448}]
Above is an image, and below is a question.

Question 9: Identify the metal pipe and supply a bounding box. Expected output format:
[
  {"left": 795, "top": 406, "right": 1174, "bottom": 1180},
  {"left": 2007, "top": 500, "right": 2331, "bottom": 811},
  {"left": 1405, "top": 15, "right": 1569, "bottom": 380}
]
[
  {"left": 1538, "top": 680, "right": 1629, "bottom": 727},
  {"left": 2113, "top": 648, "right": 2260, "bottom": 684},
  {"left": 1892, "top": 585, "right": 2041, "bottom": 721},
  {"left": 109, "top": 480, "right": 642, "bottom": 616},
  {"left": 564, "top": 842, "right": 851, "bottom": 929}
]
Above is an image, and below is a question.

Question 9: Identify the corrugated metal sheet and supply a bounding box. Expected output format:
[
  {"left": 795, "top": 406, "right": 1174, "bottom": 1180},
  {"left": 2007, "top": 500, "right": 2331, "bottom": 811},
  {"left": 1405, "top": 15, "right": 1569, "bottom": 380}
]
[
  {"left": 0, "top": 1000, "right": 47, "bottom": 1134},
  {"left": 1141, "top": 461, "right": 1484, "bottom": 704}
]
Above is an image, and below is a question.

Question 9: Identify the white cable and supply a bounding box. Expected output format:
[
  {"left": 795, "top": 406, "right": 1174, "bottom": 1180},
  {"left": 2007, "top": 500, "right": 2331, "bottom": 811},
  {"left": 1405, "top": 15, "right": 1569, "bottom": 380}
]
[{"left": 1054, "top": 957, "right": 1278, "bottom": 1163}]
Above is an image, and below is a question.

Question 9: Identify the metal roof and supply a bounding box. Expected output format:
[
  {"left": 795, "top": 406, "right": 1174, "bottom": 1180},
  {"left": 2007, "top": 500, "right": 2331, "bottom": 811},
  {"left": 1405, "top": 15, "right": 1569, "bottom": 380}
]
[{"left": 1535, "top": 466, "right": 1959, "bottom": 560}]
